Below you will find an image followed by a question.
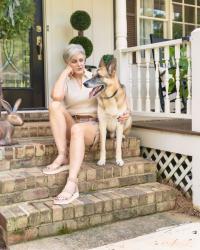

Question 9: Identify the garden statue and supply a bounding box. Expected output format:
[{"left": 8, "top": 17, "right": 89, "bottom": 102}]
[{"left": 0, "top": 94, "right": 23, "bottom": 146}]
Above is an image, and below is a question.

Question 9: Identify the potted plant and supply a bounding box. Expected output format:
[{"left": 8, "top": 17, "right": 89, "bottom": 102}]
[
  {"left": 69, "top": 10, "right": 93, "bottom": 59},
  {"left": 167, "top": 46, "right": 188, "bottom": 110}
]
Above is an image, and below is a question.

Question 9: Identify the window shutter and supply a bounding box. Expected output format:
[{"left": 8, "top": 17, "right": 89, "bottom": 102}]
[{"left": 127, "top": 0, "right": 137, "bottom": 47}]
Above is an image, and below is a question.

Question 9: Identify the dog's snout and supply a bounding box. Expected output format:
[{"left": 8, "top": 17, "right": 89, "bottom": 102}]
[{"left": 83, "top": 81, "right": 89, "bottom": 87}]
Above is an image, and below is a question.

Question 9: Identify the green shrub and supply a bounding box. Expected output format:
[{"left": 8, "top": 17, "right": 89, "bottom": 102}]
[
  {"left": 69, "top": 36, "right": 93, "bottom": 58},
  {"left": 103, "top": 54, "right": 114, "bottom": 65},
  {"left": 70, "top": 10, "right": 91, "bottom": 31}
]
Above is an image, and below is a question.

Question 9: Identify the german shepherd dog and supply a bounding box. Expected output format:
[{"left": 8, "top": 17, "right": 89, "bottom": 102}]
[{"left": 84, "top": 56, "right": 132, "bottom": 166}]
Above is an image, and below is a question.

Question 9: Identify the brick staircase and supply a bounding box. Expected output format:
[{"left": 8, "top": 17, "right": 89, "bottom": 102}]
[{"left": 0, "top": 111, "right": 176, "bottom": 245}]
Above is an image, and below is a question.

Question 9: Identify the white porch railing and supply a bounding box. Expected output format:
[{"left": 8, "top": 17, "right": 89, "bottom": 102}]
[
  {"left": 115, "top": 28, "right": 200, "bottom": 211},
  {"left": 115, "top": 37, "right": 192, "bottom": 119}
]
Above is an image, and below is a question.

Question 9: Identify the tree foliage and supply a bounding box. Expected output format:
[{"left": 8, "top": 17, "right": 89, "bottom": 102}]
[{"left": 0, "top": 0, "right": 35, "bottom": 39}]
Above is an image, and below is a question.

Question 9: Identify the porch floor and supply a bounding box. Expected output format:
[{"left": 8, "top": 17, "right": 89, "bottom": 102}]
[{"left": 133, "top": 118, "right": 200, "bottom": 136}]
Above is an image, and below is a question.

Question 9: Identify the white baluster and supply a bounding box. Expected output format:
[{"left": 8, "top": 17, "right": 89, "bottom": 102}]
[
  {"left": 128, "top": 53, "right": 133, "bottom": 111},
  {"left": 145, "top": 49, "right": 151, "bottom": 112},
  {"left": 186, "top": 43, "right": 192, "bottom": 115},
  {"left": 164, "top": 46, "right": 170, "bottom": 113},
  {"left": 154, "top": 48, "right": 160, "bottom": 113},
  {"left": 175, "top": 44, "right": 181, "bottom": 114},
  {"left": 136, "top": 50, "right": 142, "bottom": 111}
]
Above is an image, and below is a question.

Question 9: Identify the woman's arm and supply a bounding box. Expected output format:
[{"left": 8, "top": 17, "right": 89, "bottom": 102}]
[{"left": 51, "top": 66, "right": 73, "bottom": 101}]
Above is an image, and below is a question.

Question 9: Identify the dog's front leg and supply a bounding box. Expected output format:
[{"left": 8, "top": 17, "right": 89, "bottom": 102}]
[
  {"left": 116, "top": 124, "right": 124, "bottom": 166},
  {"left": 97, "top": 122, "right": 107, "bottom": 166}
]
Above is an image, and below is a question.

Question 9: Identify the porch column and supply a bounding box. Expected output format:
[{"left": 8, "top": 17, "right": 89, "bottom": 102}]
[
  {"left": 115, "top": 0, "right": 127, "bottom": 49},
  {"left": 191, "top": 28, "right": 200, "bottom": 211},
  {"left": 191, "top": 28, "right": 200, "bottom": 132}
]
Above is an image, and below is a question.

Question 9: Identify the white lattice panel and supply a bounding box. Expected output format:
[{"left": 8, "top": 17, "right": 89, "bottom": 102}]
[{"left": 142, "top": 147, "right": 192, "bottom": 197}]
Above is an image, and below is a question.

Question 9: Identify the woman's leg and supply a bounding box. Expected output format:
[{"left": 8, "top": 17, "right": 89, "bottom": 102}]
[
  {"left": 43, "top": 101, "right": 74, "bottom": 173},
  {"left": 54, "top": 122, "right": 99, "bottom": 203}
]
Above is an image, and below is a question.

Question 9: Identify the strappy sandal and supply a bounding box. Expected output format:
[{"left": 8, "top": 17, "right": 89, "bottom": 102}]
[
  {"left": 43, "top": 155, "right": 69, "bottom": 175},
  {"left": 54, "top": 177, "right": 79, "bottom": 205}
]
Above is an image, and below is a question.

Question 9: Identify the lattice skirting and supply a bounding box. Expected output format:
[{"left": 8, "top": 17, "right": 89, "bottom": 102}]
[{"left": 142, "top": 147, "right": 192, "bottom": 197}]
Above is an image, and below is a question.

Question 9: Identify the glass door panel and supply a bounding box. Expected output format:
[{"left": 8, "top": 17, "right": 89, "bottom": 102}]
[{"left": 0, "top": 35, "right": 31, "bottom": 88}]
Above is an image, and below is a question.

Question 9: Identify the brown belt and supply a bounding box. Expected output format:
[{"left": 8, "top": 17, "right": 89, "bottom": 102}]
[{"left": 72, "top": 115, "right": 98, "bottom": 122}]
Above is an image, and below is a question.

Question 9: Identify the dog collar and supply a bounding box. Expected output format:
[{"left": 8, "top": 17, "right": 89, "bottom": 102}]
[{"left": 102, "top": 88, "right": 119, "bottom": 99}]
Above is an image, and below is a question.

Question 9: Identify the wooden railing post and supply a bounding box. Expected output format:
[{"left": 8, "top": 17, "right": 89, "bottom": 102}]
[{"left": 114, "top": 49, "right": 129, "bottom": 95}]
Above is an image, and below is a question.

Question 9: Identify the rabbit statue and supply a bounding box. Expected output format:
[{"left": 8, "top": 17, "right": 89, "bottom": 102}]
[{"left": 0, "top": 98, "right": 23, "bottom": 146}]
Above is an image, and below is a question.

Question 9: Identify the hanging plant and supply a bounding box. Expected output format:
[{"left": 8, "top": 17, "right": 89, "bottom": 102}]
[{"left": 0, "top": 0, "right": 35, "bottom": 40}]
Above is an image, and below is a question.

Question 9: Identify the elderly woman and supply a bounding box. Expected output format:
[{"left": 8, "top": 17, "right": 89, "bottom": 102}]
[
  {"left": 43, "top": 44, "right": 130, "bottom": 205},
  {"left": 43, "top": 44, "right": 99, "bottom": 205}
]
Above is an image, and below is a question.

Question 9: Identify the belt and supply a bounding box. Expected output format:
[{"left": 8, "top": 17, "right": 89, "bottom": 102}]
[{"left": 72, "top": 115, "right": 98, "bottom": 122}]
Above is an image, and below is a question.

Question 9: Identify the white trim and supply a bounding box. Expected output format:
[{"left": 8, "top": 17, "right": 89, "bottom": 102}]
[
  {"left": 136, "top": 0, "right": 140, "bottom": 46},
  {"left": 131, "top": 127, "right": 200, "bottom": 157},
  {"left": 43, "top": 0, "right": 49, "bottom": 108},
  {"left": 133, "top": 112, "right": 191, "bottom": 119}
]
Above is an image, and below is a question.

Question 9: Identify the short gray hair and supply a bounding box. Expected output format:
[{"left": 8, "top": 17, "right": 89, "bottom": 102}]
[{"left": 63, "top": 44, "right": 86, "bottom": 63}]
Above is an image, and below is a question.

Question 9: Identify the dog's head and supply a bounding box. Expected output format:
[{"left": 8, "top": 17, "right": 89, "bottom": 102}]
[{"left": 84, "top": 56, "right": 117, "bottom": 98}]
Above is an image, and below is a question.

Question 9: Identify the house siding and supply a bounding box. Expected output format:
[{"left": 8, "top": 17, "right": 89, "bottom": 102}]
[{"left": 44, "top": 0, "right": 114, "bottom": 105}]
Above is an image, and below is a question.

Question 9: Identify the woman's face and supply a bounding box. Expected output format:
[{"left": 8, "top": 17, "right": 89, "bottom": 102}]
[{"left": 68, "top": 53, "right": 85, "bottom": 77}]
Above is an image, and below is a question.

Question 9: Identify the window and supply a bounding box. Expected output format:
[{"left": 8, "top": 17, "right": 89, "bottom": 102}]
[
  {"left": 126, "top": 0, "right": 200, "bottom": 46},
  {"left": 139, "top": 0, "right": 167, "bottom": 44},
  {"left": 172, "top": 0, "right": 200, "bottom": 38}
]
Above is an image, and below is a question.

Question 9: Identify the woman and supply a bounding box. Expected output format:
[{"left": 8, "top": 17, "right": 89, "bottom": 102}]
[{"left": 43, "top": 44, "right": 130, "bottom": 205}]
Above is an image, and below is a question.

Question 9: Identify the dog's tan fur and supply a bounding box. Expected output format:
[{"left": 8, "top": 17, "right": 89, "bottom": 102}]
[{"left": 84, "top": 57, "right": 132, "bottom": 166}]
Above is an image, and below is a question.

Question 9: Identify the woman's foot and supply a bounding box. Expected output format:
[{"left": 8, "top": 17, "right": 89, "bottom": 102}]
[
  {"left": 43, "top": 154, "right": 69, "bottom": 175},
  {"left": 54, "top": 177, "right": 79, "bottom": 205}
]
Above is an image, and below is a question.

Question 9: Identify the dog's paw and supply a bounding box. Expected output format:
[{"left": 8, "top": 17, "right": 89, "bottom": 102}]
[
  {"left": 97, "top": 159, "right": 106, "bottom": 166},
  {"left": 116, "top": 159, "right": 124, "bottom": 167}
]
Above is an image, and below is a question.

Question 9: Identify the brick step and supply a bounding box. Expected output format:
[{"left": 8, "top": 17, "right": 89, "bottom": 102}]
[
  {"left": 0, "top": 157, "right": 156, "bottom": 206},
  {"left": 0, "top": 136, "right": 140, "bottom": 171},
  {"left": 13, "top": 121, "right": 51, "bottom": 138},
  {"left": 0, "top": 182, "right": 176, "bottom": 245}
]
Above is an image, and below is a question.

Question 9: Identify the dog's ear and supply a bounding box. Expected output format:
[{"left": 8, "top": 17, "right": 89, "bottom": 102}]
[
  {"left": 99, "top": 57, "right": 106, "bottom": 68},
  {"left": 107, "top": 58, "right": 117, "bottom": 76}
]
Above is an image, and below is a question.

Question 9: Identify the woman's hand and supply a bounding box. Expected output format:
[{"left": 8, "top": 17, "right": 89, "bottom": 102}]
[
  {"left": 117, "top": 110, "right": 131, "bottom": 124},
  {"left": 64, "top": 65, "right": 74, "bottom": 78}
]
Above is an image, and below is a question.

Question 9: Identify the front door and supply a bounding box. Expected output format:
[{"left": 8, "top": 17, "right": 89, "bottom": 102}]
[{"left": 0, "top": 0, "right": 45, "bottom": 109}]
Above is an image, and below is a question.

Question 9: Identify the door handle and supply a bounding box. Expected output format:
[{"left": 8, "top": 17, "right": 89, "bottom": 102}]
[{"left": 36, "top": 36, "right": 43, "bottom": 61}]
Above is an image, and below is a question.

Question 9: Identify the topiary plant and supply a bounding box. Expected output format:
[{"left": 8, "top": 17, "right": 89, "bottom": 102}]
[
  {"left": 70, "top": 36, "right": 93, "bottom": 58},
  {"left": 0, "top": 0, "right": 35, "bottom": 40},
  {"left": 69, "top": 10, "right": 93, "bottom": 58},
  {"left": 70, "top": 10, "right": 91, "bottom": 33}
]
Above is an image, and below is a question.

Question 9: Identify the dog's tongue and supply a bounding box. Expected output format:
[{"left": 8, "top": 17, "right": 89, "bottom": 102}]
[
  {"left": 89, "top": 86, "right": 100, "bottom": 98},
  {"left": 89, "top": 89, "right": 95, "bottom": 98}
]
